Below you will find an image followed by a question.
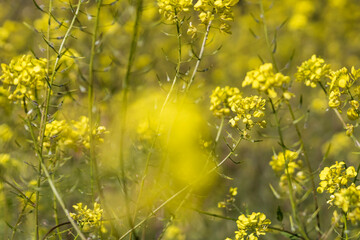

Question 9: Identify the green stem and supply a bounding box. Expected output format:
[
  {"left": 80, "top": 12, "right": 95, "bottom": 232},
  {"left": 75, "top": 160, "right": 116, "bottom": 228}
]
[
  {"left": 186, "top": 20, "right": 212, "bottom": 93},
  {"left": 259, "top": 0, "right": 278, "bottom": 72},
  {"left": 119, "top": 0, "right": 143, "bottom": 237},
  {"left": 88, "top": 0, "right": 103, "bottom": 204},
  {"left": 286, "top": 101, "right": 321, "bottom": 234},
  {"left": 269, "top": 98, "right": 309, "bottom": 240},
  {"left": 11, "top": 192, "right": 35, "bottom": 240},
  {"left": 35, "top": 1, "right": 53, "bottom": 238},
  {"left": 343, "top": 214, "right": 348, "bottom": 240}
]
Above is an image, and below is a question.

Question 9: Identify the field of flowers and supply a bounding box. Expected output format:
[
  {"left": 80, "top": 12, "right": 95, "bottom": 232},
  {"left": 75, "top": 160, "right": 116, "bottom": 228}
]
[{"left": 1, "top": 0, "right": 360, "bottom": 239}]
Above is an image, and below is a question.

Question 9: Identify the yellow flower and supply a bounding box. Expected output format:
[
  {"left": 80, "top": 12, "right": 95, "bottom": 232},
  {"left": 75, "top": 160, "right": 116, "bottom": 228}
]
[
  {"left": 242, "top": 63, "right": 290, "bottom": 98},
  {"left": 0, "top": 55, "right": 48, "bottom": 103},
  {"left": 317, "top": 161, "right": 357, "bottom": 194},
  {"left": 296, "top": 55, "right": 330, "bottom": 88},
  {"left": 70, "top": 202, "right": 104, "bottom": 231},
  {"left": 227, "top": 212, "right": 271, "bottom": 240},
  {"left": 157, "top": 0, "right": 192, "bottom": 21},
  {"left": 269, "top": 150, "right": 301, "bottom": 174},
  {"left": 210, "top": 86, "right": 241, "bottom": 117},
  {"left": 43, "top": 116, "right": 108, "bottom": 150}
]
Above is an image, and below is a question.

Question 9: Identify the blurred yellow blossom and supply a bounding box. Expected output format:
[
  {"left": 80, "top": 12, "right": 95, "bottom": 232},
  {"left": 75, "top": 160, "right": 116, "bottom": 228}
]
[{"left": 0, "top": 124, "right": 13, "bottom": 142}]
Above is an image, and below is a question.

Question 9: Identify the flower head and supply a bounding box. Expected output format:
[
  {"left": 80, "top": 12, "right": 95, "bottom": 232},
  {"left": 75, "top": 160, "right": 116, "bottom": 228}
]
[
  {"left": 317, "top": 161, "right": 357, "bottom": 194},
  {"left": 70, "top": 202, "right": 104, "bottom": 231},
  {"left": 242, "top": 63, "right": 290, "bottom": 98},
  {"left": 296, "top": 55, "right": 330, "bottom": 88},
  {"left": 0, "top": 55, "right": 48, "bottom": 103},
  {"left": 227, "top": 212, "right": 271, "bottom": 240}
]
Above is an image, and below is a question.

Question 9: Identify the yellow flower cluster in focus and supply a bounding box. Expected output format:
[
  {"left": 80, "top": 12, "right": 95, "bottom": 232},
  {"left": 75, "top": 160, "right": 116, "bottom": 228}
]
[
  {"left": 70, "top": 202, "right": 104, "bottom": 231},
  {"left": 43, "top": 116, "right": 108, "bottom": 150},
  {"left": 210, "top": 86, "right": 241, "bottom": 117},
  {"left": 227, "top": 212, "right": 271, "bottom": 240},
  {"left": 242, "top": 63, "right": 290, "bottom": 99},
  {"left": 210, "top": 86, "right": 266, "bottom": 137},
  {"left": 0, "top": 55, "right": 48, "bottom": 102},
  {"left": 317, "top": 161, "right": 357, "bottom": 194},
  {"left": 296, "top": 55, "right": 330, "bottom": 88},
  {"left": 157, "top": 0, "right": 192, "bottom": 21},
  {"left": 194, "top": 0, "right": 239, "bottom": 33}
]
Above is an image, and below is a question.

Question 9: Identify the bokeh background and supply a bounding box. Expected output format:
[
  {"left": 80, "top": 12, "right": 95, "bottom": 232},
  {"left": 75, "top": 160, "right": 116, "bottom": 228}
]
[{"left": 1, "top": 0, "right": 360, "bottom": 239}]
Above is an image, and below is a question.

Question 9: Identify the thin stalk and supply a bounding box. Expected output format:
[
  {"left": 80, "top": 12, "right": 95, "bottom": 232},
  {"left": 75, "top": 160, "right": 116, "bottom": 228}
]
[
  {"left": 35, "top": 1, "right": 53, "bottom": 238},
  {"left": 52, "top": 171, "right": 61, "bottom": 240},
  {"left": 11, "top": 192, "right": 35, "bottom": 240},
  {"left": 185, "top": 20, "right": 212, "bottom": 92},
  {"left": 120, "top": 136, "right": 242, "bottom": 239},
  {"left": 342, "top": 214, "right": 348, "bottom": 240},
  {"left": 259, "top": 0, "right": 278, "bottom": 72},
  {"left": 88, "top": 0, "right": 103, "bottom": 203},
  {"left": 269, "top": 98, "right": 309, "bottom": 240},
  {"left": 0, "top": 176, "right": 35, "bottom": 207},
  {"left": 286, "top": 101, "right": 321, "bottom": 234},
  {"left": 32, "top": 1, "right": 82, "bottom": 238},
  {"left": 118, "top": 0, "right": 143, "bottom": 237}
]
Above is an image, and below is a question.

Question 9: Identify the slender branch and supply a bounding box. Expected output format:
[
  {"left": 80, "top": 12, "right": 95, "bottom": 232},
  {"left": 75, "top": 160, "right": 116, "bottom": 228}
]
[
  {"left": 42, "top": 222, "right": 71, "bottom": 240},
  {"left": 185, "top": 20, "right": 212, "bottom": 92},
  {"left": 88, "top": 0, "right": 103, "bottom": 203}
]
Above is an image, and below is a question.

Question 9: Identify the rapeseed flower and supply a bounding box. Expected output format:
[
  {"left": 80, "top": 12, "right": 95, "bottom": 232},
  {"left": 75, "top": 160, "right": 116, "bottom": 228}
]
[
  {"left": 296, "top": 55, "right": 330, "bottom": 88},
  {"left": 43, "top": 116, "right": 108, "bottom": 150},
  {"left": 70, "top": 202, "right": 104, "bottom": 231},
  {"left": 0, "top": 55, "right": 48, "bottom": 103},
  {"left": 317, "top": 161, "right": 357, "bottom": 194},
  {"left": 227, "top": 212, "right": 271, "bottom": 240},
  {"left": 242, "top": 63, "right": 290, "bottom": 98}
]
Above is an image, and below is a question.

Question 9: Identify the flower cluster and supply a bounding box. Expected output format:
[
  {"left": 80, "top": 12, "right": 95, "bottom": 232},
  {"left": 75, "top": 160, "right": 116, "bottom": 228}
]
[
  {"left": 269, "top": 150, "right": 300, "bottom": 174},
  {"left": 0, "top": 55, "right": 48, "bottom": 103},
  {"left": 333, "top": 183, "right": 360, "bottom": 223},
  {"left": 157, "top": 0, "right": 192, "bottom": 21},
  {"left": 210, "top": 86, "right": 267, "bottom": 137},
  {"left": 227, "top": 95, "right": 267, "bottom": 130},
  {"left": 270, "top": 150, "right": 305, "bottom": 193},
  {"left": 43, "top": 116, "right": 108, "bottom": 150},
  {"left": 70, "top": 202, "right": 103, "bottom": 231},
  {"left": 317, "top": 161, "right": 357, "bottom": 194},
  {"left": 210, "top": 86, "right": 241, "bottom": 117},
  {"left": 194, "top": 0, "right": 239, "bottom": 33},
  {"left": 242, "top": 63, "right": 290, "bottom": 99},
  {"left": 218, "top": 187, "right": 237, "bottom": 209},
  {"left": 296, "top": 55, "right": 330, "bottom": 88},
  {"left": 226, "top": 212, "right": 271, "bottom": 240},
  {"left": 327, "top": 67, "right": 360, "bottom": 113}
]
